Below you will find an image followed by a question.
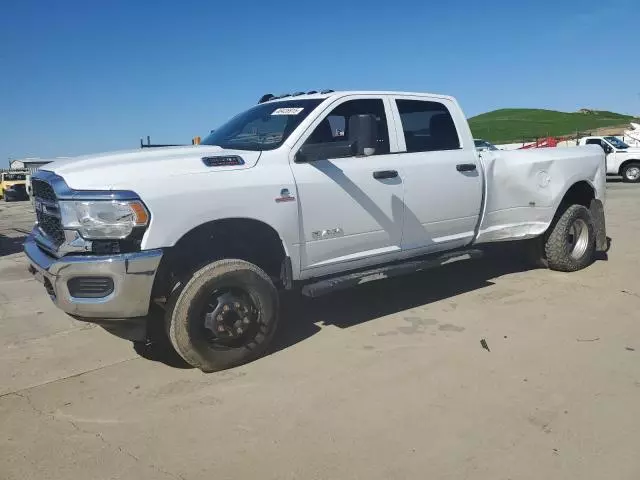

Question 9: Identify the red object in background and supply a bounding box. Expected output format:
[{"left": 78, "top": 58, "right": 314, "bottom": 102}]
[{"left": 519, "top": 137, "right": 560, "bottom": 149}]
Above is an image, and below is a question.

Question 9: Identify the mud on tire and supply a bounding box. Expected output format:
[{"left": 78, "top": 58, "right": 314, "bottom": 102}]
[
  {"left": 544, "top": 204, "right": 596, "bottom": 272},
  {"left": 166, "top": 259, "right": 279, "bottom": 372}
]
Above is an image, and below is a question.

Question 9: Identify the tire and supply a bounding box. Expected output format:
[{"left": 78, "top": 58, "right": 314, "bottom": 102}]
[
  {"left": 544, "top": 204, "right": 596, "bottom": 272},
  {"left": 621, "top": 162, "right": 640, "bottom": 183},
  {"left": 166, "top": 259, "right": 279, "bottom": 372},
  {"left": 521, "top": 237, "right": 548, "bottom": 269}
]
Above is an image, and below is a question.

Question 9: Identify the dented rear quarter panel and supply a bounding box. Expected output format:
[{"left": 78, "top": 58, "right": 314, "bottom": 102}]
[{"left": 474, "top": 145, "right": 605, "bottom": 243}]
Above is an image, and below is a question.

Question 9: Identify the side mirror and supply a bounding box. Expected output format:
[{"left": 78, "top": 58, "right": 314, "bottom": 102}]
[
  {"left": 348, "top": 114, "right": 378, "bottom": 156},
  {"left": 294, "top": 113, "right": 379, "bottom": 162}
]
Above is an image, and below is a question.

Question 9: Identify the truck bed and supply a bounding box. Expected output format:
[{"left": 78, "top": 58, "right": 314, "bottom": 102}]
[{"left": 474, "top": 146, "right": 605, "bottom": 243}]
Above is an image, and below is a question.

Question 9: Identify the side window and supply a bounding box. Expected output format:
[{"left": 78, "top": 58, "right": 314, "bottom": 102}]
[
  {"left": 327, "top": 115, "right": 346, "bottom": 138},
  {"left": 586, "top": 139, "right": 609, "bottom": 152},
  {"left": 304, "top": 99, "right": 390, "bottom": 156},
  {"left": 396, "top": 99, "right": 460, "bottom": 153}
]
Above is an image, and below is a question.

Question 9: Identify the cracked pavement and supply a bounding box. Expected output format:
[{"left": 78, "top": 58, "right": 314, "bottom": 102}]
[{"left": 2, "top": 183, "right": 640, "bottom": 480}]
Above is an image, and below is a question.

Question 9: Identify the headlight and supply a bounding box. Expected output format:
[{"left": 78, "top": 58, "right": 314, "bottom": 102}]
[{"left": 59, "top": 200, "right": 149, "bottom": 239}]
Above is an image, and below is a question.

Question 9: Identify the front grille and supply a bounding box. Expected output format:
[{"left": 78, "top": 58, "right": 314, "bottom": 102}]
[
  {"left": 33, "top": 179, "right": 65, "bottom": 247},
  {"left": 32, "top": 179, "right": 56, "bottom": 201},
  {"left": 37, "top": 211, "right": 65, "bottom": 246}
]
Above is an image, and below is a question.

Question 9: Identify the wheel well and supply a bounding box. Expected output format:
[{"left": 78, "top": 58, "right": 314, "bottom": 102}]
[
  {"left": 559, "top": 181, "right": 595, "bottom": 210},
  {"left": 619, "top": 159, "right": 640, "bottom": 175},
  {"left": 153, "top": 218, "right": 287, "bottom": 298},
  {"left": 541, "top": 181, "right": 596, "bottom": 241}
]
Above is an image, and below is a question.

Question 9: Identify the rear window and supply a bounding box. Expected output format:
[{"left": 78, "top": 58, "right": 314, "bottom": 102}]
[{"left": 396, "top": 100, "right": 460, "bottom": 153}]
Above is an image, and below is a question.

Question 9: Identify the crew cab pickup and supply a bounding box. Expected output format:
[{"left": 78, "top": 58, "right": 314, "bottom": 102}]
[
  {"left": 25, "top": 90, "right": 608, "bottom": 371},
  {"left": 578, "top": 136, "right": 640, "bottom": 182}
]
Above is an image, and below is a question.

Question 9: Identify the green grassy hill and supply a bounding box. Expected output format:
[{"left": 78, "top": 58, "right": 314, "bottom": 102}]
[{"left": 468, "top": 108, "right": 638, "bottom": 144}]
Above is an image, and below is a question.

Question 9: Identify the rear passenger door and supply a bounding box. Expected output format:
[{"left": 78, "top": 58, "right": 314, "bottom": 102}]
[{"left": 390, "top": 96, "right": 483, "bottom": 253}]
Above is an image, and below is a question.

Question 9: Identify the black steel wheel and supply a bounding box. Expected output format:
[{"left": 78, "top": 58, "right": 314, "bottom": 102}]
[
  {"left": 200, "top": 287, "right": 260, "bottom": 349},
  {"left": 166, "top": 259, "right": 279, "bottom": 372}
]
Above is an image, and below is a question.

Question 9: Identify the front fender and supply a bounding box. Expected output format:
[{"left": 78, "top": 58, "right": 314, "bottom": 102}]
[{"left": 137, "top": 159, "right": 301, "bottom": 277}]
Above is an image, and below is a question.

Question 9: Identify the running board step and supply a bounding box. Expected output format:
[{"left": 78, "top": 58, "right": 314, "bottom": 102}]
[{"left": 301, "top": 249, "right": 484, "bottom": 298}]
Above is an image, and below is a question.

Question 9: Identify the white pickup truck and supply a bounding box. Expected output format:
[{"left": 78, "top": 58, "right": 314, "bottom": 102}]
[
  {"left": 25, "top": 90, "right": 608, "bottom": 371},
  {"left": 578, "top": 135, "right": 640, "bottom": 182}
]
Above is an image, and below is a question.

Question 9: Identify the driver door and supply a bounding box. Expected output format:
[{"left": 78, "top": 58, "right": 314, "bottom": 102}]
[{"left": 289, "top": 96, "right": 405, "bottom": 278}]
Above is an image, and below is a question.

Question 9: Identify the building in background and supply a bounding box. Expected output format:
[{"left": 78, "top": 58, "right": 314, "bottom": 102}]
[{"left": 8, "top": 157, "right": 64, "bottom": 171}]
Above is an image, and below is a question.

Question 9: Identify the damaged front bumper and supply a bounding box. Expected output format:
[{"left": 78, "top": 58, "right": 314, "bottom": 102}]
[{"left": 24, "top": 231, "right": 162, "bottom": 319}]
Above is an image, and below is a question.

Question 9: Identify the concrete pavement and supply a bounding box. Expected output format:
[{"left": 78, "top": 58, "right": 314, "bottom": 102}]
[{"left": 1, "top": 183, "right": 640, "bottom": 480}]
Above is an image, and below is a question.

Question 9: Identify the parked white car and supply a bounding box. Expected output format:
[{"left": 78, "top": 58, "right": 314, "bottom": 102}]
[
  {"left": 578, "top": 136, "right": 640, "bottom": 182},
  {"left": 26, "top": 90, "right": 608, "bottom": 371},
  {"left": 474, "top": 138, "right": 499, "bottom": 151}
]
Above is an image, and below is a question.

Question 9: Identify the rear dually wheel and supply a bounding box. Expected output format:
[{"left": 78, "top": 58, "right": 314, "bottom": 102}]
[{"left": 544, "top": 204, "right": 596, "bottom": 272}]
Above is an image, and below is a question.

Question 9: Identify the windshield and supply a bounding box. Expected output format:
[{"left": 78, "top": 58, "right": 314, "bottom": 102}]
[
  {"left": 604, "top": 136, "right": 629, "bottom": 149},
  {"left": 201, "top": 99, "right": 324, "bottom": 151},
  {"left": 3, "top": 173, "right": 26, "bottom": 181}
]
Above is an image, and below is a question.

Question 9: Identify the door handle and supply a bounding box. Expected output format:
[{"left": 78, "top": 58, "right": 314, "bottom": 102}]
[
  {"left": 456, "top": 163, "right": 477, "bottom": 172},
  {"left": 373, "top": 170, "right": 399, "bottom": 179}
]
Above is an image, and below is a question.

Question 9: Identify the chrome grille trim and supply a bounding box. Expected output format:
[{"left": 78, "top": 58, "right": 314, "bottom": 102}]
[
  {"left": 31, "top": 170, "right": 139, "bottom": 201},
  {"left": 33, "top": 184, "right": 65, "bottom": 247}
]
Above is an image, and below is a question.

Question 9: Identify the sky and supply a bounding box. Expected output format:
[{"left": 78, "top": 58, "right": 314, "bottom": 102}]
[{"left": 1, "top": 0, "right": 639, "bottom": 167}]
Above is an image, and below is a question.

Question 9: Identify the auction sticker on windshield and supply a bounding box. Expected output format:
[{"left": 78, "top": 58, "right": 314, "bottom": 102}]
[{"left": 272, "top": 107, "right": 305, "bottom": 115}]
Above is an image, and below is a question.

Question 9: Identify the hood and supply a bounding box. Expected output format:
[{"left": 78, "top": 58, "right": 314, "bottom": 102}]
[
  {"left": 620, "top": 147, "right": 640, "bottom": 154},
  {"left": 45, "top": 145, "right": 262, "bottom": 190}
]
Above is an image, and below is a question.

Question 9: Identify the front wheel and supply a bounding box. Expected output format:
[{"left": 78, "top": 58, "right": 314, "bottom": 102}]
[
  {"left": 621, "top": 162, "right": 640, "bottom": 183},
  {"left": 544, "top": 204, "right": 596, "bottom": 272},
  {"left": 166, "top": 259, "right": 279, "bottom": 372}
]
